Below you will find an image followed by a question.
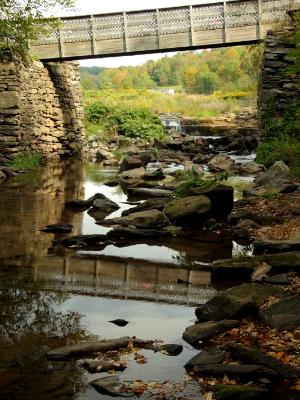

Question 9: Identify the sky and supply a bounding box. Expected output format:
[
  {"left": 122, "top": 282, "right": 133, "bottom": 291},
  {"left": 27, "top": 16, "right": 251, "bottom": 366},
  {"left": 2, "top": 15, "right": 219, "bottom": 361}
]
[{"left": 61, "top": 0, "right": 212, "bottom": 68}]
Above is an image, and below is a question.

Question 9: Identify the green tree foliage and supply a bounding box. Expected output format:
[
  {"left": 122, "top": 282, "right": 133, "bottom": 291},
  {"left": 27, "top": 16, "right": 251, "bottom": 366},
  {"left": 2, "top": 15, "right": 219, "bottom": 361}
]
[
  {"left": 81, "top": 46, "right": 260, "bottom": 96},
  {"left": 0, "top": 0, "right": 74, "bottom": 59},
  {"left": 194, "top": 71, "right": 219, "bottom": 94}
]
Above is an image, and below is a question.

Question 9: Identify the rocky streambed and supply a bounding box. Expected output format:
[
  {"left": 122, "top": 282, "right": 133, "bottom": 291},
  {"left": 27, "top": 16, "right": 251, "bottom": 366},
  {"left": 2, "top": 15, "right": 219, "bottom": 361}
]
[{"left": 1, "top": 110, "right": 300, "bottom": 399}]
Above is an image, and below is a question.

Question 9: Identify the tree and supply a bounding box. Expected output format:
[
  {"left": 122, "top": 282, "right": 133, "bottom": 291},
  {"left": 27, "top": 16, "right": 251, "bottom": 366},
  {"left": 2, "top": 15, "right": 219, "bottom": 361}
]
[
  {"left": 194, "top": 71, "right": 219, "bottom": 94},
  {"left": 0, "top": 0, "right": 74, "bottom": 59}
]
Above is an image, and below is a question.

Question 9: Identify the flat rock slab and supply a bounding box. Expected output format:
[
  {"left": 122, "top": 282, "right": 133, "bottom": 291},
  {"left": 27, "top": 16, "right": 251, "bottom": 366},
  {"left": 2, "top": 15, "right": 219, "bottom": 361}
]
[
  {"left": 107, "top": 227, "right": 172, "bottom": 240},
  {"left": 263, "top": 273, "right": 290, "bottom": 285},
  {"left": 195, "top": 283, "right": 287, "bottom": 322},
  {"left": 193, "top": 363, "right": 277, "bottom": 378},
  {"left": 210, "top": 384, "right": 268, "bottom": 400},
  {"left": 114, "top": 209, "right": 170, "bottom": 229},
  {"left": 254, "top": 238, "right": 300, "bottom": 254},
  {"left": 185, "top": 348, "right": 226, "bottom": 369},
  {"left": 212, "top": 252, "right": 300, "bottom": 271},
  {"left": 127, "top": 187, "right": 173, "bottom": 198},
  {"left": 226, "top": 342, "right": 300, "bottom": 379},
  {"left": 90, "top": 376, "right": 132, "bottom": 397},
  {"left": 41, "top": 223, "right": 73, "bottom": 233},
  {"left": 183, "top": 320, "right": 239, "bottom": 346},
  {"left": 259, "top": 294, "right": 300, "bottom": 330},
  {"left": 122, "top": 198, "right": 169, "bottom": 216},
  {"left": 47, "top": 337, "right": 153, "bottom": 360}
]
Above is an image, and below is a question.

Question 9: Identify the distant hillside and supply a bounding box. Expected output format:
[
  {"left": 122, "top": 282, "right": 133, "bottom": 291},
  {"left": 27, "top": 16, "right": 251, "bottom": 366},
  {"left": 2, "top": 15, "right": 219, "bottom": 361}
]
[{"left": 80, "top": 46, "right": 262, "bottom": 95}]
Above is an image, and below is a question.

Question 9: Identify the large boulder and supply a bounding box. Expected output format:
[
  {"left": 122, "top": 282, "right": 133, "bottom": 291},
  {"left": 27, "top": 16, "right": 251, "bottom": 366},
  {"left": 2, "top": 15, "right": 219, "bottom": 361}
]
[
  {"left": 118, "top": 156, "right": 144, "bottom": 173},
  {"left": 118, "top": 153, "right": 151, "bottom": 173},
  {"left": 208, "top": 154, "right": 236, "bottom": 172},
  {"left": 259, "top": 294, "right": 300, "bottom": 330},
  {"left": 254, "top": 161, "right": 290, "bottom": 186},
  {"left": 190, "top": 184, "right": 234, "bottom": 220},
  {"left": 95, "top": 149, "right": 114, "bottom": 161},
  {"left": 91, "top": 194, "right": 119, "bottom": 211},
  {"left": 183, "top": 320, "right": 239, "bottom": 345},
  {"left": 195, "top": 283, "right": 287, "bottom": 322},
  {"left": 113, "top": 209, "right": 170, "bottom": 229},
  {"left": 164, "top": 195, "right": 211, "bottom": 222}
]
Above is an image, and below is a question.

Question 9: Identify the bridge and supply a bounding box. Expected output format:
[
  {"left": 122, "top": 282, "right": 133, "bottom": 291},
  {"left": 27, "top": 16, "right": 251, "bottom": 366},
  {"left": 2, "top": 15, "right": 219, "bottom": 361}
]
[{"left": 31, "top": 0, "right": 296, "bottom": 61}]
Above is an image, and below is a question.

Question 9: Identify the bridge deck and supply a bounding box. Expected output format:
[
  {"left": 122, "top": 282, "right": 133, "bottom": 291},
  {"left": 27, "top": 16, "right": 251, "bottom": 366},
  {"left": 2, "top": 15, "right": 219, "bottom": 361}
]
[{"left": 31, "top": 0, "right": 295, "bottom": 61}]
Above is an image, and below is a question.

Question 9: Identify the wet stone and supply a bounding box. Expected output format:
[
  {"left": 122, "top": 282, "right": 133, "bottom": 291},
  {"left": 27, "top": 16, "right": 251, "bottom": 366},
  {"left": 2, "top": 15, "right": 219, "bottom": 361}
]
[
  {"left": 226, "top": 342, "right": 300, "bottom": 379},
  {"left": 195, "top": 283, "right": 287, "bottom": 322},
  {"left": 158, "top": 344, "right": 183, "bottom": 356},
  {"left": 263, "top": 273, "right": 290, "bottom": 285},
  {"left": 259, "top": 294, "right": 300, "bottom": 330},
  {"left": 90, "top": 376, "right": 132, "bottom": 397},
  {"left": 109, "top": 319, "right": 129, "bottom": 327},
  {"left": 183, "top": 320, "right": 239, "bottom": 345},
  {"left": 185, "top": 348, "right": 226, "bottom": 369}
]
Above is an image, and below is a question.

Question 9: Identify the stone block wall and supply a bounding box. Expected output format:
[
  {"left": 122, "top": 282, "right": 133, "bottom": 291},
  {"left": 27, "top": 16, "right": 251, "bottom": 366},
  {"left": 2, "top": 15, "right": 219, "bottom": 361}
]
[
  {"left": 0, "top": 59, "right": 84, "bottom": 164},
  {"left": 259, "top": 9, "right": 300, "bottom": 116}
]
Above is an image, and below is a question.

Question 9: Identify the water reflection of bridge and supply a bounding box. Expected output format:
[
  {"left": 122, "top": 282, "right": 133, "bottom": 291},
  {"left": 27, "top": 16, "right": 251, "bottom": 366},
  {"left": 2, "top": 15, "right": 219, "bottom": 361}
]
[{"left": 34, "top": 256, "right": 217, "bottom": 305}]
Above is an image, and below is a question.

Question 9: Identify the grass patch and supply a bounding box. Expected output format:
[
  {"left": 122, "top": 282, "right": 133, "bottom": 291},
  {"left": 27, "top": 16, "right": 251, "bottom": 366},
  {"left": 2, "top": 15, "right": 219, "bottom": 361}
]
[
  {"left": 175, "top": 170, "right": 229, "bottom": 197},
  {"left": 10, "top": 151, "right": 43, "bottom": 171},
  {"left": 83, "top": 88, "right": 256, "bottom": 120}
]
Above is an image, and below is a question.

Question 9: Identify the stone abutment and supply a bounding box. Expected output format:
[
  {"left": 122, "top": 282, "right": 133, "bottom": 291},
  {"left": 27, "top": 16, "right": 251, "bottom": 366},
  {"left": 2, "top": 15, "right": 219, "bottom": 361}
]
[
  {"left": 259, "top": 9, "right": 300, "bottom": 118},
  {"left": 0, "top": 59, "right": 84, "bottom": 164}
]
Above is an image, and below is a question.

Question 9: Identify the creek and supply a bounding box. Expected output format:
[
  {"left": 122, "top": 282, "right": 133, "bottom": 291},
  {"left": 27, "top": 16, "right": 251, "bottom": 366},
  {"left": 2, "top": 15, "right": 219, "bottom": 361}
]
[{"left": 0, "top": 157, "right": 255, "bottom": 400}]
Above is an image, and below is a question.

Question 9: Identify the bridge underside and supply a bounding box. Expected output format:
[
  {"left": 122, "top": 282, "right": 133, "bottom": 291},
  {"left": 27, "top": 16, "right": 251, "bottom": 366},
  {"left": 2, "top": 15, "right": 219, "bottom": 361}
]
[
  {"left": 33, "top": 26, "right": 264, "bottom": 61},
  {"left": 30, "top": 0, "right": 293, "bottom": 61}
]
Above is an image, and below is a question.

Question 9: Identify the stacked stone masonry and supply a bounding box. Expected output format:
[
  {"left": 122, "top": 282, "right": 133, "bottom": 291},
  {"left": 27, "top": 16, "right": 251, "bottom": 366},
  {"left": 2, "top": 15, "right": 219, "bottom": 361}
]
[
  {"left": 0, "top": 60, "right": 84, "bottom": 164},
  {"left": 259, "top": 9, "right": 300, "bottom": 116}
]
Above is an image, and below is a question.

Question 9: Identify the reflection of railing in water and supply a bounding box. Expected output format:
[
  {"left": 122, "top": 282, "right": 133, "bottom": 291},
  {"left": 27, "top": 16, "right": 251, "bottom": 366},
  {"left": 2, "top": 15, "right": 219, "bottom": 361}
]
[{"left": 34, "top": 257, "right": 217, "bottom": 305}]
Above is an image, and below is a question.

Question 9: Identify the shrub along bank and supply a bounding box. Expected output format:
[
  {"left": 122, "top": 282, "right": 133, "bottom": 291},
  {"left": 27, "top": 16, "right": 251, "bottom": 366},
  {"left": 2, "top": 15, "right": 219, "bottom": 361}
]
[{"left": 85, "top": 101, "right": 165, "bottom": 142}]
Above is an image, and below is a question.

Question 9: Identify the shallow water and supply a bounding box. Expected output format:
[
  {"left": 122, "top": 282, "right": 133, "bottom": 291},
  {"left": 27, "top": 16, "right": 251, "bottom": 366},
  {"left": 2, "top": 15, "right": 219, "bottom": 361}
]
[{"left": 0, "top": 160, "right": 252, "bottom": 400}]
